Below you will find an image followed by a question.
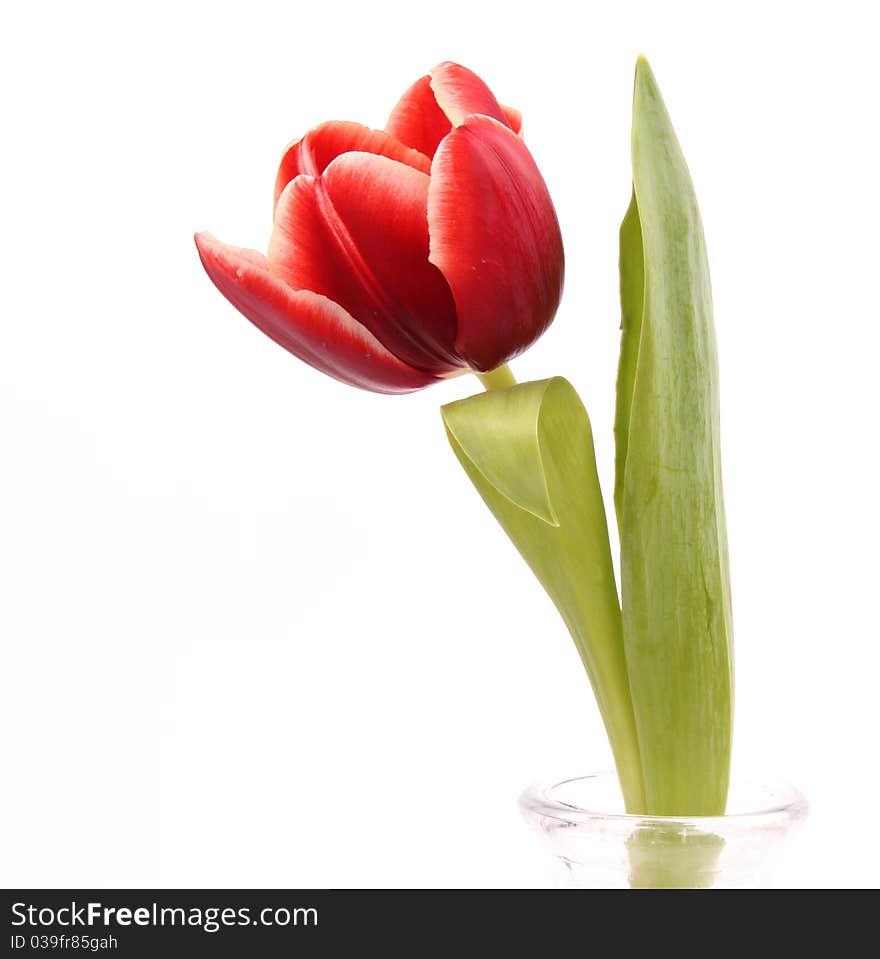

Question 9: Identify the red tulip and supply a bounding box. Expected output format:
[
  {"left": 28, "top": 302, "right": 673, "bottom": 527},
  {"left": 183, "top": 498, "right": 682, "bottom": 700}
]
[{"left": 195, "top": 62, "right": 564, "bottom": 394}]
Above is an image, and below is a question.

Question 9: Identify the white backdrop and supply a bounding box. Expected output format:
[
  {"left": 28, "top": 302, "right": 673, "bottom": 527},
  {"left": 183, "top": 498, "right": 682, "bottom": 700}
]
[{"left": 2, "top": 0, "right": 878, "bottom": 888}]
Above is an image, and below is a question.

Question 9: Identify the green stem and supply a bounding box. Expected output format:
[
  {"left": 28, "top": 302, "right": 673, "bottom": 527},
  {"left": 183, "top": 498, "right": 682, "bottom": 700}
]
[{"left": 476, "top": 363, "right": 517, "bottom": 391}]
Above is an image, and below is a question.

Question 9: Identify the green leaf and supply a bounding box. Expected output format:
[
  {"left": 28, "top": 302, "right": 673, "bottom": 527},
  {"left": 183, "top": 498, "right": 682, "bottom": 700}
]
[
  {"left": 614, "top": 57, "right": 734, "bottom": 815},
  {"left": 443, "top": 382, "right": 558, "bottom": 526},
  {"left": 614, "top": 190, "right": 644, "bottom": 523},
  {"left": 443, "top": 378, "right": 646, "bottom": 812}
]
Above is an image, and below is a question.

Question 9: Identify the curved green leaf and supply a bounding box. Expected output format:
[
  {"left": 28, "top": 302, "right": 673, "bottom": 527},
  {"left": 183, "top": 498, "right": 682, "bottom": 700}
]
[
  {"left": 443, "top": 378, "right": 646, "bottom": 811},
  {"left": 443, "top": 381, "right": 558, "bottom": 526}
]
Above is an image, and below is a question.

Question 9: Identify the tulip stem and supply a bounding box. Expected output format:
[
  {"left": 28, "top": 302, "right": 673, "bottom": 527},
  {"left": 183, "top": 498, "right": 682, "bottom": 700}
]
[{"left": 476, "top": 364, "right": 517, "bottom": 391}]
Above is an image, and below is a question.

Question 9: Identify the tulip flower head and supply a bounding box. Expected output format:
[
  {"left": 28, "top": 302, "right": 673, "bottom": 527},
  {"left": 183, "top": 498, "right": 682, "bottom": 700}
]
[{"left": 195, "top": 62, "right": 564, "bottom": 393}]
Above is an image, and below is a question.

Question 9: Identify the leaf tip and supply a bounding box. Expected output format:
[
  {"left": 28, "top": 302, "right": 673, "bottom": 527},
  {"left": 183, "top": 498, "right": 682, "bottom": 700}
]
[{"left": 633, "top": 55, "right": 661, "bottom": 103}]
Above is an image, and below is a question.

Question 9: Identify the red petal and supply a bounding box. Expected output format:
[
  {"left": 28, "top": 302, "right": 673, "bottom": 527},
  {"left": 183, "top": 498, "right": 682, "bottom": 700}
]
[
  {"left": 428, "top": 61, "right": 509, "bottom": 128},
  {"left": 385, "top": 63, "right": 513, "bottom": 159},
  {"left": 500, "top": 103, "right": 523, "bottom": 135},
  {"left": 428, "top": 115, "right": 564, "bottom": 372},
  {"left": 274, "top": 121, "right": 430, "bottom": 211},
  {"left": 385, "top": 75, "right": 452, "bottom": 159},
  {"left": 269, "top": 154, "right": 461, "bottom": 374},
  {"left": 194, "top": 233, "right": 438, "bottom": 394}
]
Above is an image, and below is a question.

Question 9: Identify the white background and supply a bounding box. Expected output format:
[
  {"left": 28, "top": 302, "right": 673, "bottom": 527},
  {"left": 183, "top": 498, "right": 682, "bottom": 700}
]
[{"left": 2, "top": 0, "right": 878, "bottom": 888}]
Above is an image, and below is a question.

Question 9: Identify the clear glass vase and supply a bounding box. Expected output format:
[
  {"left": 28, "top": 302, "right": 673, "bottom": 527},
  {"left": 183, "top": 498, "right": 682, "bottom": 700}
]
[{"left": 520, "top": 771, "right": 808, "bottom": 888}]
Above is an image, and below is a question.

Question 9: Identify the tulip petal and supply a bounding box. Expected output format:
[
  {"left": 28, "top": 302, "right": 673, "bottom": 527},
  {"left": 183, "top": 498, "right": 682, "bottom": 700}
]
[
  {"left": 500, "top": 103, "right": 523, "bottom": 135},
  {"left": 194, "top": 233, "right": 438, "bottom": 394},
  {"left": 385, "top": 75, "right": 452, "bottom": 158},
  {"left": 269, "top": 154, "right": 461, "bottom": 374},
  {"left": 428, "top": 115, "right": 564, "bottom": 372},
  {"left": 274, "top": 121, "right": 430, "bottom": 211},
  {"left": 386, "top": 63, "right": 513, "bottom": 158},
  {"left": 428, "top": 61, "right": 509, "bottom": 128}
]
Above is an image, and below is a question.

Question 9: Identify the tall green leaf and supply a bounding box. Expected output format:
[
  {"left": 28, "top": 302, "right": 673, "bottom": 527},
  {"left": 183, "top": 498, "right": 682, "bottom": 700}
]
[
  {"left": 615, "top": 58, "right": 734, "bottom": 815},
  {"left": 443, "top": 378, "right": 646, "bottom": 811}
]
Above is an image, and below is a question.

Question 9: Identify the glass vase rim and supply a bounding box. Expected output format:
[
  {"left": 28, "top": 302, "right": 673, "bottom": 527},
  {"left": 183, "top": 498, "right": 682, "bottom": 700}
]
[{"left": 520, "top": 770, "right": 808, "bottom": 830}]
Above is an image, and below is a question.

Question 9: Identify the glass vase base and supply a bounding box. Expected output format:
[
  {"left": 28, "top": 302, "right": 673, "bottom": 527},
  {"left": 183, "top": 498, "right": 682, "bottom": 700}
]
[{"left": 520, "top": 771, "right": 807, "bottom": 889}]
